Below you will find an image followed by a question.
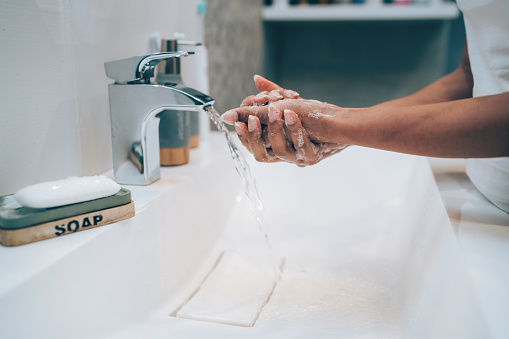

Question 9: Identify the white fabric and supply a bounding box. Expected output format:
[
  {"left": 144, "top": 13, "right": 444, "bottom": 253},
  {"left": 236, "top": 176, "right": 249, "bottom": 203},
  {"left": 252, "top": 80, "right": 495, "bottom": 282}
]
[
  {"left": 466, "top": 158, "right": 509, "bottom": 212},
  {"left": 457, "top": 0, "right": 509, "bottom": 213}
]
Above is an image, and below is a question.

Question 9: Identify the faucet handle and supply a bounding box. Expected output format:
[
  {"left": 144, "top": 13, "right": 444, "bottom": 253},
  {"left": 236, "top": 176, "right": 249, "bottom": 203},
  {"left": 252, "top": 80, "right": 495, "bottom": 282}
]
[
  {"left": 104, "top": 51, "right": 192, "bottom": 84},
  {"left": 176, "top": 40, "right": 202, "bottom": 47}
]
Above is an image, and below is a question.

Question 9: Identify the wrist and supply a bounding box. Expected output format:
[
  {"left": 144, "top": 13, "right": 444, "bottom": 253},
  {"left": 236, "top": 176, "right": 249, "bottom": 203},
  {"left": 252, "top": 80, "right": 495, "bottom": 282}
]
[{"left": 325, "top": 106, "right": 361, "bottom": 145}]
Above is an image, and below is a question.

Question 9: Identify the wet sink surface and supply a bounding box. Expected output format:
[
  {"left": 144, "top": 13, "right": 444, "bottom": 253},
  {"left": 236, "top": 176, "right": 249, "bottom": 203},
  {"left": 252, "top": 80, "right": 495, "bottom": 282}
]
[
  {"left": 113, "top": 145, "right": 489, "bottom": 338},
  {"left": 0, "top": 133, "right": 490, "bottom": 339}
]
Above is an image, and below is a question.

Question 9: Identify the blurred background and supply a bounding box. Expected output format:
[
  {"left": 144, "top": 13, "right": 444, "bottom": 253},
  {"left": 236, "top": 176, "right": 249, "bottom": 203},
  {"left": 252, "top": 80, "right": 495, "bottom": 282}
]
[
  {"left": 205, "top": 0, "right": 465, "bottom": 112},
  {"left": 0, "top": 0, "right": 465, "bottom": 194}
]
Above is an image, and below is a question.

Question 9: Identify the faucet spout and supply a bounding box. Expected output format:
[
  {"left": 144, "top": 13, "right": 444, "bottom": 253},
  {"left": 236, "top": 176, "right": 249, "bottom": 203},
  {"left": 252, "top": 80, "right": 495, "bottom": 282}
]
[{"left": 105, "top": 52, "right": 214, "bottom": 185}]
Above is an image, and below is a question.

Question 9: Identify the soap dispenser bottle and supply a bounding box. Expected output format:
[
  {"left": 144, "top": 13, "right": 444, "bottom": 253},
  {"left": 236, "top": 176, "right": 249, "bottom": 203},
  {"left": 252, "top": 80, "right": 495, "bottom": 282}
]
[
  {"left": 174, "top": 33, "right": 204, "bottom": 149},
  {"left": 156, "top": 39, "right": 191, "bottom": 166},
  {"left": 179, "top": 0, "right": 211, "bottom": 146}
]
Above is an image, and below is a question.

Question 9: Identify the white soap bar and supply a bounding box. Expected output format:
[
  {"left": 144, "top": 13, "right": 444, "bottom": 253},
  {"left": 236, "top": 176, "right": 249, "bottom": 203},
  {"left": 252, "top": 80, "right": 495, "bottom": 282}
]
[
  {"left": 14, "top": 175, "right": 121, "bottom": 209},
  {"left": 176, "top": 251, "right": 280, "bottom": 327}
]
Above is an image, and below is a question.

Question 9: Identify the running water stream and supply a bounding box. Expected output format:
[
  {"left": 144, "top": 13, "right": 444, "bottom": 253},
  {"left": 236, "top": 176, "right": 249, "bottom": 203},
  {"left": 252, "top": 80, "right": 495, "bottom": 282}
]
[{"left": 204, "top": 105, "right": 281, "bottom": 280}]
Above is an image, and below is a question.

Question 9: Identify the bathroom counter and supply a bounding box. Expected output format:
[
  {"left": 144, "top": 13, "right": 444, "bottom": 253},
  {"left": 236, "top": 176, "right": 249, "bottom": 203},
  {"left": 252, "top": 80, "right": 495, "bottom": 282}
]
[
  {"left": 110, "top": 142, "right": 491, "bottom": 339},
  {"left": 1, "top": 133, "right": 506, "bottom": 338},
  {"left": 0, "top": 133, "right": 241, "bottom": 339},
  {"left": 0, "top": 135, "right": 233, "bottom": 298}
]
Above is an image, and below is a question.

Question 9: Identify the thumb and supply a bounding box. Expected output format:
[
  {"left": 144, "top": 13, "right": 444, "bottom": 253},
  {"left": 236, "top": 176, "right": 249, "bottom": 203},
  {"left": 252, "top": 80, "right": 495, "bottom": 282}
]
[{"left": 254, "top": 75, "right": 281, "bottom": 92}]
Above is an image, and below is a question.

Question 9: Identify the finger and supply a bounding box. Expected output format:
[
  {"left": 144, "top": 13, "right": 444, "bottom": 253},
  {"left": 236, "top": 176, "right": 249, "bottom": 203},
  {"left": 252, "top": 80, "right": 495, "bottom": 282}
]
[
  {"left": 283, "top": 109, "right": 320, "bottom": 165},
  {"left": 261, "top": 125, "right": 271, "bottom": 148},
  {"left": 234, "top": 122, "right": 251, "bottom": 152},
  {"left": 241, "top": 93, "right": 270, "bottom": 107},
  {"left": 253, "top": 91, "right": 270, "bottom": 106},
  {"left": 241, "top": 90, "right": 284, "bottom": 108},
  {"left": 276, "top": 88, "right": 300, "bottom": 99},
  {"left": 254, "top": 75, "right": 281, "bottom": 92},
  {"left": 221, "top": 109, "right": 239, "bottom": 125},
  {"left": 221, "top": 95, "right": 305, "bottom": 125},
  {"left": 247, "top": 115, "right": 272, "bottom": 163},
  {"left": 267, "top": 104, "right": 298, "bottom": 163},
  {"left": 221, "top": 106, "right": 269, "bottom": 125},
  {"left": 241, "top": 95, "right": 256, "bottom": 106},
  {"left": 254, "top": 75, "right": 301, "bottom": 99},
  {"left": 268, "top": 90, "right": 284, "bottom": 102}
]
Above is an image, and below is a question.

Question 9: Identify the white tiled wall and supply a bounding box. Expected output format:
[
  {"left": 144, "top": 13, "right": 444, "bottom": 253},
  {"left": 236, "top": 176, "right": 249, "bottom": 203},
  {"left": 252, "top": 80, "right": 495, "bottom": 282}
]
[
  {"left": 0, "top": 0, "right": 200, "bottom": 195},
  {"left": 203, "top": 0, "right": 263, "bottom": 115}
]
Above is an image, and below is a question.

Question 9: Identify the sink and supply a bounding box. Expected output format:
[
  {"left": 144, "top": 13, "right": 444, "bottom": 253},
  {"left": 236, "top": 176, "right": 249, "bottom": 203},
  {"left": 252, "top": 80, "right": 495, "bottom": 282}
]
[
  {"left": 0, "top": 132, "right": 240, "bottom": 339},
  {"left": 243, "top": 147, "right": 490, "bottom": 338},
  {"left": 0, "top": 133, "right": 489, "bottom": 338}
]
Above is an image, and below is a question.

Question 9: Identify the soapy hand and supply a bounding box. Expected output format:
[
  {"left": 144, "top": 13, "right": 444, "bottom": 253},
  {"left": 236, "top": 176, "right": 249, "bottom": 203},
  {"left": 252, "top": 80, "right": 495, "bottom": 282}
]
[
  {"left": 239, "top": 75, "right": 301, "bottom": 106},
  {"left": 221, "top": 75, "right": 348, "bottom": 166}
]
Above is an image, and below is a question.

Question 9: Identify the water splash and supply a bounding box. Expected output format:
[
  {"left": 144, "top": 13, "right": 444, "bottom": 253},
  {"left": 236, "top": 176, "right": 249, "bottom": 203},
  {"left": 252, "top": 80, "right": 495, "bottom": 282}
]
[{"left": 204, "top": 105, "right": 281, "bottom": 280}]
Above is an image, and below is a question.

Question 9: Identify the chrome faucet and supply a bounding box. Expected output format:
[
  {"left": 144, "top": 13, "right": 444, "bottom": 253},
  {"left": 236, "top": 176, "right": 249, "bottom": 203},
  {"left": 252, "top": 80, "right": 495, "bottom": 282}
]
[{"left": 104, "top": 52, "right": 214, "bottom": 185}]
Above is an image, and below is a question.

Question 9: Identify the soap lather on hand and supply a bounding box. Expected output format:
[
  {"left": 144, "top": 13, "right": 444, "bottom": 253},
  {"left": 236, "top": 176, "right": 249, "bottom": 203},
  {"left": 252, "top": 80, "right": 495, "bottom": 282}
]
[{"left": 221, "top": 75, "right": 348, "bottom": 167}]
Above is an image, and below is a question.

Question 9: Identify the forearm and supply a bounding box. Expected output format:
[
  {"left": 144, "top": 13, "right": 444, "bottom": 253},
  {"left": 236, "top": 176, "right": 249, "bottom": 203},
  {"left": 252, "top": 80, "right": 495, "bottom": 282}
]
[{"left": 333, "top": 92, "right": 509, "bottom": 158}]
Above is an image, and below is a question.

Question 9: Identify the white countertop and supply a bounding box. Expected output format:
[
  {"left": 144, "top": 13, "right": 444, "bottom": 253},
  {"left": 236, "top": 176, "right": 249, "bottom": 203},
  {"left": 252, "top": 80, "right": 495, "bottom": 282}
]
[
  {"left": 111, "top": 147, "right": 491, "bottom": 338},
  {"left": 0, "top": 134, "right": 230, "bottom": 299},
  {"left": 2, "top": 136, "right": 507, "bottom": 338}
]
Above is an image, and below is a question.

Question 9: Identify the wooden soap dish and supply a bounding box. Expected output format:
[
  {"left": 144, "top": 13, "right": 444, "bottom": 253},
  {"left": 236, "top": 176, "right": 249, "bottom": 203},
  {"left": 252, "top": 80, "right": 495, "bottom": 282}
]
[{"left": 0, "top": 201, "right": 134, "bottom": 247}]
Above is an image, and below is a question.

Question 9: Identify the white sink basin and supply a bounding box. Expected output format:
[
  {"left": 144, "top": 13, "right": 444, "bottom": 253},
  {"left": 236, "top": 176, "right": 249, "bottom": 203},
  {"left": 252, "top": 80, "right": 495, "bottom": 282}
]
[
  {"left": 0, "top": 132, "right": 240, "bottom": 339},
  {"left": 242, "top": 147, "right": 489, "bottom": 338},
  {"left": 0, "top": 133, "right": 489, "bottom": 338}
]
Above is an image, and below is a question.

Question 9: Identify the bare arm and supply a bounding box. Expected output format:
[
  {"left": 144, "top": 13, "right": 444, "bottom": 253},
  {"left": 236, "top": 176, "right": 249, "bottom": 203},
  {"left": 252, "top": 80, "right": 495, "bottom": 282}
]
[
  {"left": 222, "top": 45, "right": 509, "bottom": 163},
  {"left": 332, "top": 45, "right": 508, "bottom": 158},
  {"left": 332, "top": 93, "right": 509, "bottom": 158}
]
